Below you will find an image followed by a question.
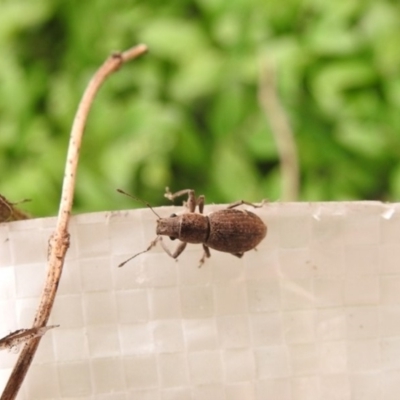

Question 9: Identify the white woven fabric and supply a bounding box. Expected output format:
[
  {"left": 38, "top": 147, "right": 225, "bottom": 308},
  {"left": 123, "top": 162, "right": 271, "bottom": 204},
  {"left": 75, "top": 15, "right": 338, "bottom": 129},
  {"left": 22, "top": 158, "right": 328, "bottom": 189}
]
[{"left": 1, "top": 202, "right": 400, "bottom": 399}]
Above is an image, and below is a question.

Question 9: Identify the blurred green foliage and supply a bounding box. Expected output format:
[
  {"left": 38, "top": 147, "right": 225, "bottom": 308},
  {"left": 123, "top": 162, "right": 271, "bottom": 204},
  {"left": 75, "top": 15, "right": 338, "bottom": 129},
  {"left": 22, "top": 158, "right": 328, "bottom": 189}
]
[{"left": 0, "top": 0, "right": 400, "bottom": 217}]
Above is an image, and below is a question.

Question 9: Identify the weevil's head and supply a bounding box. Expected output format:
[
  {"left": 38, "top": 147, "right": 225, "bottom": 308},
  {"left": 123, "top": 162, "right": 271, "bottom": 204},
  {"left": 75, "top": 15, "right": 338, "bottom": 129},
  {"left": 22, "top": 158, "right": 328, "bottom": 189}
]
[{"left": 156, "top": 213, "right": 181, "bottom": 240}]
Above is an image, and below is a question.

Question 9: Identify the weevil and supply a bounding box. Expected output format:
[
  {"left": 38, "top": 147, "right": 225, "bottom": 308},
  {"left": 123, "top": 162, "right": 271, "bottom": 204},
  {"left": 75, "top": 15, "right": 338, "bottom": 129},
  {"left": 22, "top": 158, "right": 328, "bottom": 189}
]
[{"left": 118, "top": 188, "right": 267, "bottom": 267}]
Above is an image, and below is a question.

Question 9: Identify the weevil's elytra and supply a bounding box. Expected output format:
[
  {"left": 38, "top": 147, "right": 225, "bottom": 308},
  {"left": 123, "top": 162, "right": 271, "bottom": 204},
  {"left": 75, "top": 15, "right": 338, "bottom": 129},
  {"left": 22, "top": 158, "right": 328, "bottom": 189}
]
[
  {"left": 117, "top": 188, "right": 267, "bottom": 268},
  {"left": 206, "top": 209, "right": 266, "bottom": 254}
]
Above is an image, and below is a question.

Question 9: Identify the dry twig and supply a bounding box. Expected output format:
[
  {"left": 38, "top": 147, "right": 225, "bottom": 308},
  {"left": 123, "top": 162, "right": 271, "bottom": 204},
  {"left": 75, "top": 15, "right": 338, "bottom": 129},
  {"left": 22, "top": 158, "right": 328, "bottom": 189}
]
[
  {"left": 1, "top": 44, "right": 148, "bottom": 400},
  {"left": 259, "top": 62, "right": 299, "bottom": 201}
]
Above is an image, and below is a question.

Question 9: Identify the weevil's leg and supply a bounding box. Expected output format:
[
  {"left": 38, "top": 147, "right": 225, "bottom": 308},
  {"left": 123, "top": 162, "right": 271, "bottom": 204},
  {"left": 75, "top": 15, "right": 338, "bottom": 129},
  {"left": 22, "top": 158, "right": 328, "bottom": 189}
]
[
  {"left": 164, "top": 187, "right": 195, "bottom": 201},
  {"left": 232, "top": 252, "right": 244, "bottom": 258},
  {"left": 197, "top": 195, "right": 205, "bottom": 214},
  {"left": 118, "top": 236, "right": 161, "bottom": 267},
  {"left": 198, "top": 244, "right": 211, "bottom": 267},
  {"left": 160, "top": 237, "right": 187, "bottom": 259},
  {"left": 165, "top": 187, "right": 197, "bottom": 212},
  {"left": 227, "top": 199, "right": 266, "bottom": 209}
]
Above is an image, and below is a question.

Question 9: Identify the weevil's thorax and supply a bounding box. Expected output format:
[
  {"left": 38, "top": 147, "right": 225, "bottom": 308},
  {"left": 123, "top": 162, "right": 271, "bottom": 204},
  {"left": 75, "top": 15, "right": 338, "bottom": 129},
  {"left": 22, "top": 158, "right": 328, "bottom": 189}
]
[
  {"left": 156, "top": 213, "right": 209, "bottom": 244},
  {"left": 179, "top": 213, "right": 209, "bottom": 244}
]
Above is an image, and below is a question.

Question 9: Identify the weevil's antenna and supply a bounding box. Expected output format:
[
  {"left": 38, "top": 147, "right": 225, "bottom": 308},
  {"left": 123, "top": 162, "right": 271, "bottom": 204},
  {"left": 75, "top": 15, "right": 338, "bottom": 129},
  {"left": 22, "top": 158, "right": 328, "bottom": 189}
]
[
  {"left": 118, "top": 236, "right": 161, "bottom": 267},
  {"left": 117, "top": 251, "right": 144, "bottom": 268},
  {"left": 117, "top": 188, "right": 161, "bottom": 219}
]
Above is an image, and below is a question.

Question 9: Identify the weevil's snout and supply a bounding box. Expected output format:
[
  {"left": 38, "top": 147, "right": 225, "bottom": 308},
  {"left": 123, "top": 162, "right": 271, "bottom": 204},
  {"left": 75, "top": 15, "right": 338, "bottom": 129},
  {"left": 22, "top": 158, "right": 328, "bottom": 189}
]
[{"left": 156, "top": 215, "right": 180, "bottom": 239}]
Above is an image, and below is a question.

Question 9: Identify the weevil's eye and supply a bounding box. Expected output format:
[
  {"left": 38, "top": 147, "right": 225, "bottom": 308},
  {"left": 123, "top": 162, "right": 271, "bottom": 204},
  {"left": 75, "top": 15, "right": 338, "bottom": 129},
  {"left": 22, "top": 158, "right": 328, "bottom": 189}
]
[
  {"left": 169, "top": 213, "right": 177, "bottom": 218},
  {"left": 169, "top": 236, "right": 177, "bottom": 241}
]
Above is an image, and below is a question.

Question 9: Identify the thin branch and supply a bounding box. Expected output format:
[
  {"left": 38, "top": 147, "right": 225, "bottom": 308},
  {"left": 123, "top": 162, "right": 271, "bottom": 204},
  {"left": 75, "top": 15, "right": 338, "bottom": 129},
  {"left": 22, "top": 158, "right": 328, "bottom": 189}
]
[
  {"left": 258, "top": 62, "right": 299, "bottom": 201},
  {"left": 1, "top": 44, "right": 148, "bottom": 400}
]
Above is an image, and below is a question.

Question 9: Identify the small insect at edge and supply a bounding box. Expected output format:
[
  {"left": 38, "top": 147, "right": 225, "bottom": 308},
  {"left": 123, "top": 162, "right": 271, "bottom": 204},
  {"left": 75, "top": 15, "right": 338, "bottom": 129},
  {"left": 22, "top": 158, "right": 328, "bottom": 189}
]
[{"left": 117, "top": 188, "right": 267, "bottom": 268}]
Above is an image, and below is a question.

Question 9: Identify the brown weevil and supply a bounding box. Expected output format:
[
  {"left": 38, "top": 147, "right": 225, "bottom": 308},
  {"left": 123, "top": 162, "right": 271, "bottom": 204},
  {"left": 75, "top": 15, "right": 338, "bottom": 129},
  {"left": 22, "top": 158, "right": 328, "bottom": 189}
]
[{"left": 118, "top": 188, "right": 267, "bottom": 267}]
